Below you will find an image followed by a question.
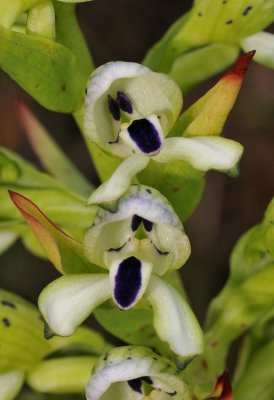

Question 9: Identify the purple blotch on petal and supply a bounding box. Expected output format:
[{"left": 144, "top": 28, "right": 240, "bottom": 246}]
[
  {"left": 131, "top": 215, "right": 153, "bottom": 232},
  {"left": 142, "top": 376, "right": 153, "bottom": 385},
  {"left": 127, "top": 378, "right": 143, "bottom": 394},
  {"left": 117, "top": 91, "right": 133, "bottom": 114},
  {"left": 114, "top": 256, "right": 142, "bottom": 309},
  {"left": 108, "top": 94, "right": 120, "bottom": 121},
  {"left": 128, "top": 118, "right": 162, "bottom": 154}
]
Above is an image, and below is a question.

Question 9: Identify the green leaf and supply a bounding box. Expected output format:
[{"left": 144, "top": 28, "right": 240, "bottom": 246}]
[
  {"left": 94, "top": 301, "right": 174, "bottom": 359},
  {"left": 262, "top": 197, "right": 274, "bottom": 259},
  {"left": 16, "top": 101, "right": 94, "bottom": 197},
  {"left": 0, "top": 26, "right": 85, "bottom": 112}
]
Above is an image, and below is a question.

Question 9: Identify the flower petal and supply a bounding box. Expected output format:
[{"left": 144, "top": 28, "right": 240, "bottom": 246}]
[
  {"left": 109, "top": 255, "right": 153, "bottom": 310},
  {"left": 241, "top": 31, "right": 274, "bottom": 69},
  {"left": 0, "top": 370, "right": 24, "bottom": 400},
  {"left": 144, "top": 276, "right": 204, "bottom": 358},
  {"left": 154, "top": 136, "right": 243, "bottom": 173},
  {"left": 119, "top": 115, "right": 164, "bottom": 156},
  {"left": 39, "top": 274, "right": 111, "bottom": 336},
  {"left": 87, "top": 155, "right": 150, "bottom": 208},
  {"left": 86, "top": 346, "right": 190, "bottom": 400}
]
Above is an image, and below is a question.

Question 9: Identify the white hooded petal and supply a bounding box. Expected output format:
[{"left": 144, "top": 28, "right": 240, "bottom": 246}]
[
  {"left": 154, "top": 136, "right": 243, "bottom": 172},
  {"left": 39, "top": 274, "right": 111, "bottom": 337},
  {"left": 0, "top": 370, "right": 24, "bottom": 400},
  {"left": 144, "top": 276, "right": 204, "bottom": 358},
  {"left": 86, "top": 346, "right": 190, "bottom": 400}
]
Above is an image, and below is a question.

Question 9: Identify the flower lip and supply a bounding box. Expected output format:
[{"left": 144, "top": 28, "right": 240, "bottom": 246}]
[
  {"left": 127, "top": 118, "right": 163, "bottom": 155},
  {"left": 113, "top": 256, "right": 142, "bottom": 309}
]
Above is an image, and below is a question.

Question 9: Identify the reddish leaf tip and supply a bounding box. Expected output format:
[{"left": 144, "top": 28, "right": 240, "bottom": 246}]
[
  {"left": 210, "top": 370, "right": 233, "bottom": 400},
  {"left": 226, "top": 50, "right": 256, "bottom": 78}
]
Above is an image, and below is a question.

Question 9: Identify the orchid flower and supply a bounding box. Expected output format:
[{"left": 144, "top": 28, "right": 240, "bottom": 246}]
[
  {"left": 39, "top": 185, "right": 204, "bottom": 359},
  {"left": 85, "top": 346, "right": 191, "bottom": 400},
  {"left": 83, "top": 61, "right": 243, "bottom": 207}
]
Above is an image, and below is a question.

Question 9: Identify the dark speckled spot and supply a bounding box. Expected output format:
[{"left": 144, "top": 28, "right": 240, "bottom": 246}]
[
  {"left": 1, "top": 300, "right": 16, "bottom": 309},
  {"left": 145, "top": 189, "right": 152, "bottom": 194},
  {"left": 198, "top": 12, "right": 202, "bottom": 17},
  {"left": 103, "top": 352, "right": 109, "bottom": 361},
  {"left": 128, "top": 378, "right": 142, "bottom": 394},
  {"left": 165, "top": 391, "right": 177, "bottom": 397},
  {"left": 226, "top": 19, "right": 233, "bottom": 24},
  {"left": 243, "top": 6, "right": 253, "bottom": 15},
  {"left": 2, "top": 318, "right": 10, "bottom": 327},
  {"left": 131, "top": 215, "right": 153, "bottom": 232}
]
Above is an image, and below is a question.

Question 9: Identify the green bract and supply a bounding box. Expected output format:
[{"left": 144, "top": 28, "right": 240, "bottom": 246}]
[
  {"left": 86, "top": 346, "right": 190, "bottom": 400},
  {"left": 83, "top": 61, "right": 243, "bottom": 208},
  {"left": 38, "top": 185, "right": 204, "bottom": 359}
]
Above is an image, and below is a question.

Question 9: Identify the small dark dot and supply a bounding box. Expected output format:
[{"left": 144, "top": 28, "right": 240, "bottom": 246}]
[
  {"left": 127, "top": 357, "right": 132, "bottom": 360},
  {"left": 223, "top": 0, "right": 227, "bottom": 3},
  {"left": 242, "top": 5, "right": 253, "bottom": 16},
  {"left": 226, "top": 19, "right": 233, "bottom": 24},
  {"left": 153, "top": 357, "right": 158, "bottom": 360},
  {"left": 85, "top": 88, "right": 87, "bottom": 95},
  {"left": 103, "top": 352, "right": 109, "bottom": 361},
  {"left": 145, "top": 189, "right": 152, "bottom": 194},
  {"left": 2, "top": 318, "right": 10, "bottom": 327},
  {"left": 1, "top": 300, "right": 16, "bottom": 309},
  {"left": 198, "top": 12, "right": 202, "bottom": 17}
]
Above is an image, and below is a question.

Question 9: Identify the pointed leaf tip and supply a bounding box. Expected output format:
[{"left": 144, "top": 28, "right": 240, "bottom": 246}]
[
  {"left": 225, "top": 51, "right": 256, "bottom": 78},
  {"left": 210, "top": 370, "right": 233, "bottom": 400}
]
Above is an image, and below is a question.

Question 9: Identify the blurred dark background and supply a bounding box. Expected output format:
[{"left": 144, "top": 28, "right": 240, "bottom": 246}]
[{"left": 0, "top": 0, "right": 273, "bottom": 330}]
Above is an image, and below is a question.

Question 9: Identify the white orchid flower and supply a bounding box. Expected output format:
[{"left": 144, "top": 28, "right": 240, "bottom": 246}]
[
  {"left": 86, "top": 346, "right": 191, "bottom": 400},
  {"left": 83, "top": 61, "right": 243, "bottom": 206},
  {"left": 39, "top": 185, "right": 203, "bottom": 358}
]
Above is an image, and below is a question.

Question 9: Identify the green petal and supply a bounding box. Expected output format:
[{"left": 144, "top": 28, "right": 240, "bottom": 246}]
[
  {"left": 86, "top": 346, "right": 190, "bottom": 400},
  {"left": 241, "top": 31, "right": 274, "bottom": 69},
  {"left": 87, "top": 155, "right": 150, "bottom": 208},
  {"left": 27, "top": 356, "right": 97, "bottom": 394},
  {"left": 26, "top": 0, "right": 55, "bottom": 40},
  {"left": 39, "top": 274, "right": 111, "bottom": 336},
  {"left": 154, "top": 136, "right": 243, "bottom": 173},
  {"left": 145, "top": 276, "right": 204, "bottom": 358},
  {"left": 0, "top": 370, "right": 24, "bottom": 400}
]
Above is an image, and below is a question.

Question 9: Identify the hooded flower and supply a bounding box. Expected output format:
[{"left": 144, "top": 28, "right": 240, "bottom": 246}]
[
  {"left": 86, "top": 346, "right": 191, "bottom": 400},
  {"left": 38, "top": 185, "right": 204, "bottom": 358},
  {"left": 83, "top": 61, "right": 244, "bottom": 207}
]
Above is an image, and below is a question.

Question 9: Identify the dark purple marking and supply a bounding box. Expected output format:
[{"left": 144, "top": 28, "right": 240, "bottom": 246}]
[
  {"left": 145, "top": 189, "right": 152, "bottom": 194},
  {"left": 198, "top": 12, "right": 202, "bottom": 17},
  {"left": 117, "top": 91, "right": 133, "bottom": 114},
  {"left": 153, "top": 244, "right": 169, "bottom": 256},
  {"left": 243, "top": 6, "right": 253, "bottom": 15},
  {"left": 108, "top": 94, "right": 120, "bottom": 121},
  {"left": 165, "top": 391, "right": 177, "bottom": 397},
  {"left": 131, "top": 215, "right": 153, "bottom": 232},
  {"left": 142, "top": 376, "right": 153, "bottom": 385},
  {"left": 128, "top": 118, "right": 162, "bottom": 154},
  {"left": 128, "top": 378, "right": 143, "bottom": 394},
  {"left": 107, "top": 242, "right": 126, "bottom": 252},
  {"left": 1, "top": 300, "right": 16, "bottom": 309},
  {"left": 226, "top": 19, "right": 233, "bottom": 24},
  {"left": 2, "top": 318, "right": 10, "bottom": 327},
  {"left": 114, "top": 256, "right": 142, "bottom": 309}
]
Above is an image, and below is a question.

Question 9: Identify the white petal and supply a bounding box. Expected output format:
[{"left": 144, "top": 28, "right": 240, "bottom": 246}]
[
  {"left": 154, "top": 136, "right": 243, "bottom": 172},
  {"left": 241, "top": 31, "right": 274, "bottom": 69},
  {"left": 87, "top": 155, "right": 150, "bottom": 206},
  {"left": 0, "top": 370, "right": 24, "bottom": 400},
  {"left": 145, "top": 276, "right": 204, "bottom": 358},
  {"left": 86, "top": 346, "right": 190, "bottom": 400},
  {"left": 0, "top": 231, "right": 17, "bottom": 255},
  {"left": 39, "top": 274, "right": 111, "bottom": 336}
]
